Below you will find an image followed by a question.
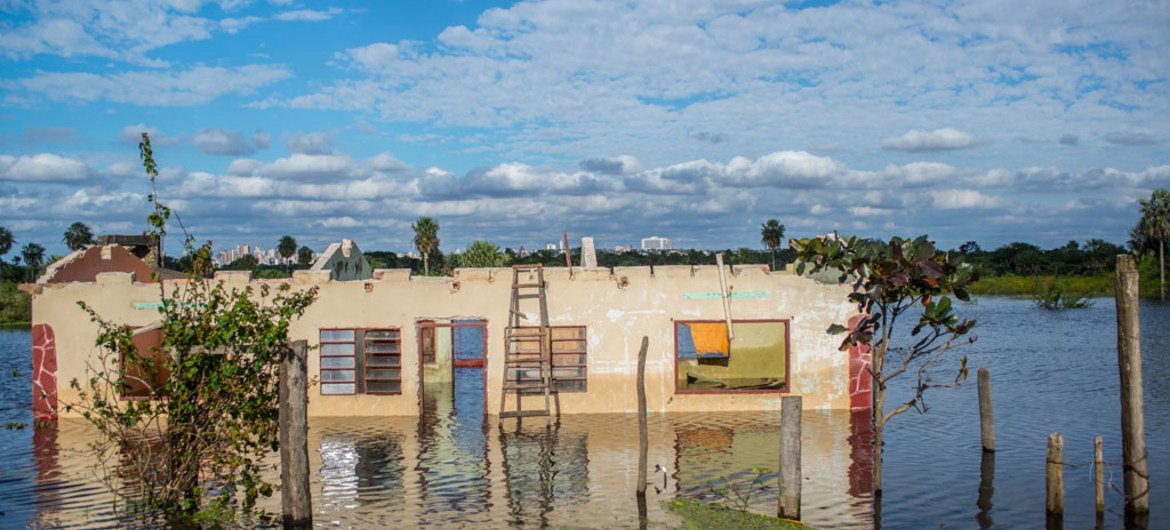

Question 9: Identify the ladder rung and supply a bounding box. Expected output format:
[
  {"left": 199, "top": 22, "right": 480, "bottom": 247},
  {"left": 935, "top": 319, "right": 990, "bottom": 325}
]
[
  {"left": 517, "top": 294, "right": 543, "bottom": 300},
  {"left": 504, "top": 382, "right": 548, "bottom": 390},
  {"left": 509, "top": 309, "right": 528, "bottom": 319},
  {"left": 499, "top": 410, "right": 550, "bottom": 418},
  {"left": 513, "top": 282, "right": 544, "bottom": 288}
]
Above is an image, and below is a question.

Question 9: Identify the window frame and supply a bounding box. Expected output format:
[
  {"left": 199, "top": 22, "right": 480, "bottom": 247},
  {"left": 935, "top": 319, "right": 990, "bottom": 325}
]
[
  {"left": 319, "top": 327, "right": 403, "bottom": 396},
  {"left": 672, "top": 318, "right": 791, "bottom": 395}
]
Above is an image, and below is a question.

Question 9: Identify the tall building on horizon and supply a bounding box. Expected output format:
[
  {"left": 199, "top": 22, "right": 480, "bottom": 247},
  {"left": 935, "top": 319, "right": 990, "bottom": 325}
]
[{"left": 641, "top": 236, "right": 671, "bottom": 251}]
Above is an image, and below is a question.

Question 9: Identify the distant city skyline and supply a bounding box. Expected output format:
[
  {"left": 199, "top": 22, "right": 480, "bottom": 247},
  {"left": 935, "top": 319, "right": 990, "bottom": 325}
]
[{"left": 1, "top": 1, "right": 1167, "bottom": 257}]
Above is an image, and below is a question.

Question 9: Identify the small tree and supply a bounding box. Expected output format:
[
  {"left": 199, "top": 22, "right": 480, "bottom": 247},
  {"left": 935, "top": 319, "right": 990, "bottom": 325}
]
[
  {"left": 412, "top": 216, "right": 440, "bottom": 276},
  {"left": 70, "top": 133, "right": 318, "bottom": 522},
  {"left": 20, "top": 242, "right": 45, "bottom": 281},
  {"left": 760, "top": 219, "right": 785, "bottom": 271},
  {"left": 63, "top": 221, "right": 96, "bottom": 251},
  {"left": 461, "top": 240, "right": 508, "bottom": 267},
  {"left": 296, "top": 245, "right": 314, "bottom": 267},
  {"left": 1137, "top": 188, "right": 1170, "bottom": 299},
  {"left": 792, "top": 234, "right": 977, "bottom": 495},
  {"left": 277, "top": 235, "right": 297, "bottom": 272}
]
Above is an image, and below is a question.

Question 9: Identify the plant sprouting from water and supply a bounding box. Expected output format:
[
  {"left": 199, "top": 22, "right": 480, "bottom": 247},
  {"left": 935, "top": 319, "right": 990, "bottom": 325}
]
[
  {"left": 1033, "top": 279, "right": 1094, "bottom": 309},
  {"left": 703, "top": 466, "right": 773, "bottom": 512},
  {"left": 68, "top": 133, "right": 318, "bottom": 522}
]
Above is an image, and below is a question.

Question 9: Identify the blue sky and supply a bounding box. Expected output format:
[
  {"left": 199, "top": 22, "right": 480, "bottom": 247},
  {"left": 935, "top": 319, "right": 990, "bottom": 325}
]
[{"left": 1, "top": 0, "right": 1167, "bottom": 258}]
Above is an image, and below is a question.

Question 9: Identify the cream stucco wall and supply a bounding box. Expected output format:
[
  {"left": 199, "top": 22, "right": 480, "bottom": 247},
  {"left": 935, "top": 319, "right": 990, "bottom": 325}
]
[{"left": 32, "top": 264, "right": 856, "bottom": 419}]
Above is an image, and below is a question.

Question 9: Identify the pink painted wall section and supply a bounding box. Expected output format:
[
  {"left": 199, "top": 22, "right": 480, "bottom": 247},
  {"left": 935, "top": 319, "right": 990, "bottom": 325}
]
[
  {"left": 32, "top": 324, "right": 58, "bottom": 422},
  {"left": 847, "top": 314, "right": 872, "bottom": 412}
]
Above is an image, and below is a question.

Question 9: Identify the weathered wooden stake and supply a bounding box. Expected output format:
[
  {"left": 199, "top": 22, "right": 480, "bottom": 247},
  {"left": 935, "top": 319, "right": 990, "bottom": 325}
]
[
  {"left": 778, "top": 395, "right": 802, "bottom": 521},
  {"left": 976, "top": 450, "right": 995, "bottom": 528},
  {"left": 978, "top": 367, "right": 995, "bottom": 452},
  {"left": 636, "top": 336, "right": 649, "bottom": 497},
  {"left": 1046, "top": 433, "right": 1064, "bottom": 518},
  {"left": 1115, "top": 254, "right": 1150, "bottom": 515},
  {"left": 280, "top": 340, "right": 312, "bottom": 528},
  {"left": 1094, "top": 436, "right": 1105, "bottom": 517}
]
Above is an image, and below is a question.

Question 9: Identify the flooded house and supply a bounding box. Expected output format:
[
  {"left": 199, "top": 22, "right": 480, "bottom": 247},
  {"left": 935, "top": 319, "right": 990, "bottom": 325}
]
[{"left": 26, "top": 238, "right": 873, "bottom": 423}]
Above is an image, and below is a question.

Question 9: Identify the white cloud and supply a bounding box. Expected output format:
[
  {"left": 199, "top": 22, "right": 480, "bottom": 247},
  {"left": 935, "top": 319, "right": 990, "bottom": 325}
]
[
  {"left": 263, "top": 153, "right": 357, "bottom": 179},
  {"left": 929, "top": 189, "right": 1002, "bottom": 210},
  {"left": 579, "top": 155, "right": 642, "bottom": 175},
  {"left": 12, "top": 65, "right": 291, "bottom": 106},
  {"left": 274, "top": 8, "right": 343, "bottom": 22},
  {"left": 117, "top": 123, "right": 180, "bottom": 146},
  {"left": 194, "top": 128, "right": 269, "bottom": 156},
  {"left": 367, "top": 152, "right": 409, "bottom": 173},
  {"left": 0, "top": 153, "right": 90, "bottom": 182},
  {"left": 285, "top": 132, "right": 333, "bottom": 155},
  {"left": 882, "top": 128, "right": 977, "bottom": 152}
]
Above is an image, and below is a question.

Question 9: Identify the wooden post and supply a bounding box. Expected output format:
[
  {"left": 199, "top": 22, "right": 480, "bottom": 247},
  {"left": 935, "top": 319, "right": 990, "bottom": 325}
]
[
  {"left": 778, "top": 395, "right": 802, "bottom": 521},
  {"left": 715, "top": 253, "right": 734, "bottom": 341},
  {"left": 636, "top": 336, "right": 649, "bottom": 497},
  {"left": 280, "top": 340, "right": 312, "bottom": 528},
  {"left": 978, "top": 367, "right": 995, "bottom": 452},
  {"left": 1115, "top": 254, "right": 1149, "bottom": 515},
  {"left": 1094, "top": 436, "right": 1105, "bottom": 517},
  {"left": 1046, "top": 433, "right": 1064, "bottom": 518},
  {"left": 977, "top": 450, "right": 995, "bottom": 528}
]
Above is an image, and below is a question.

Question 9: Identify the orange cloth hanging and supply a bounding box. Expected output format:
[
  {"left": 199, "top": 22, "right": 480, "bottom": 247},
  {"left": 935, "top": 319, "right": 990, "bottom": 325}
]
[{"left": 685, "top": 322, "right": 730, "bottom": 357}]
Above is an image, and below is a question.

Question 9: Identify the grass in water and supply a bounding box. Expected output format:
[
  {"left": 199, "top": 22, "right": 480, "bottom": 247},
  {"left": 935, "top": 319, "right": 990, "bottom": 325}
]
[{"left": 665, "top": 499, "right": 808, "bottom": 530}]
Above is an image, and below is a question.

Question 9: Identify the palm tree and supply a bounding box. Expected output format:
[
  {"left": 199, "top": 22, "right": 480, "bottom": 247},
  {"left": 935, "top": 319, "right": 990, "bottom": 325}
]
[
  {"left": 412, "top": 217, "right": 440, "bottom": 276},
  {"left": 21, "top": 242, "right": 45, "bottom": 282},
  {"left": 0, "top": 226, "right": 13, "bottom": 262},
  {"left": 63, "top": 221, "right": 95, "bottom": 251},
  {"left": 1138, "top": 188, "right": 1170, "bottom": 299},
  {"left": 760, "top": 219, "right": 786, "bottom": 271},
  {"left": 277, "top": 235, "right": 297, "bottom": 272}
]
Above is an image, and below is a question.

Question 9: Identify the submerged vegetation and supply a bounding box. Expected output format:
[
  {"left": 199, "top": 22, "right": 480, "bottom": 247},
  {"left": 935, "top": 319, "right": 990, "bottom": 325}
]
[
  {"left": 1032, "top": 279, "right": 1094, "bottom": 309},
  {"left": 666, "top": 499, "right": 807, "bottom": 530}
]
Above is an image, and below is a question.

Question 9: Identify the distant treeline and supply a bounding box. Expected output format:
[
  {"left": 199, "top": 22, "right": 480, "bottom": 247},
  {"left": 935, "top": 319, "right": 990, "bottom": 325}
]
[
  {"left": 952, "top": 239, "right": 1127, "bottom": 277},
  {"left": 364, "top": 247, "right": 791, "bottom": 273}
]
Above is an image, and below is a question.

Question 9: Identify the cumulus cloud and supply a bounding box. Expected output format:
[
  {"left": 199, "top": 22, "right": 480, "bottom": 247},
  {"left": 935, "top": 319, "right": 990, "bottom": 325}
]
[
  {"left": 193, "top": 129, "right": 269, "bottom": 156},
  {"left": 929, "top": 189, "right": 1001, "bottom": 210},
  {"left": 0, "top": 153, "right": 90, "bottom": 182},
  {"left": 117, "top": 123, "right": 180, "bottom": 146},
  {"left": 263, "top": 153, "right": 357, "bottom": 179},
  {"left": 367, "top": 152, "right": 409, "bottom": 173},
  {"left": 284, "top": 132, "right": 333, "bottom": 154},
  {"left": 578, "top": 155, "right": 642, "bottom": 175},
  {"left": 882, "top": 128, "right": 977, "bottom": 152}
]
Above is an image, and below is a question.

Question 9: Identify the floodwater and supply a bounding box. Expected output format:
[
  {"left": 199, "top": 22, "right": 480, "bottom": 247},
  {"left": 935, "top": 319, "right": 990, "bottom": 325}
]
[{"left": 0, "top": 296, "right": 1167, "bottom": 529}]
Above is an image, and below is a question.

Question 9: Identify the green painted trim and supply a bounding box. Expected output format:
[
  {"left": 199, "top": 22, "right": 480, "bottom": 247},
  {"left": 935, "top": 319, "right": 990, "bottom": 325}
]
[
  {"left": 133, "top": 302, "right": 164, "bottom": 310},
  {"left": 683, "top": 291, "right": 769, "bottom": 300}
]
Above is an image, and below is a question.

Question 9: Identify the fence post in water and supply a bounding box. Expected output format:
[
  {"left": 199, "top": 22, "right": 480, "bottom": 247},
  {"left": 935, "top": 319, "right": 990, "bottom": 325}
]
[
  {"left": 636, "top": 336, "right": 649, "bottom": 497},
  {"left": 1115, "top": 254, "right": 1150, "bottom": 516},
  {"left": 1046, "top": 433, "right": 1064, "bottom": 520},
  {"left": 778, "top": 395, "right": 802, "bottom": 521},
  {"left": 280, "top": 340, "right": 312, "bottom": 528},
  {"left": 1095, "top": 436, "right": 1105, "bottom": 518},
  {"left": 978, "top": 367, "right": 995, "bottom": 452}
]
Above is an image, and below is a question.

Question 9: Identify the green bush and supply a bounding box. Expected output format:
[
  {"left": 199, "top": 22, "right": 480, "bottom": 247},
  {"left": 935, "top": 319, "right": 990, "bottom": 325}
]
[{"left": 0, "top": 282, "right": 31, "bottom": 326}]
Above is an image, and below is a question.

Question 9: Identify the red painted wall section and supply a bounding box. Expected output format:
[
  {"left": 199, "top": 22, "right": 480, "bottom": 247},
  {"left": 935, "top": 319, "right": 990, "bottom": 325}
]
[
  {"left": 32, "top": 324, "right": 58, "bottom": 422},
  {"left": 43, "top": 245, "right": 155, "bottom": 284},
  {"left": 847, "top": 314, "right": 873, "bottom": 412}
]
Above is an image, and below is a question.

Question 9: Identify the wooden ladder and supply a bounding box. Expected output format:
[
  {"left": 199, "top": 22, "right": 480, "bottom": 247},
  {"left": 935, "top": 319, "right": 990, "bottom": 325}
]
[{"left": 499, "top": 264, "right": 554, "bottom": 423}]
